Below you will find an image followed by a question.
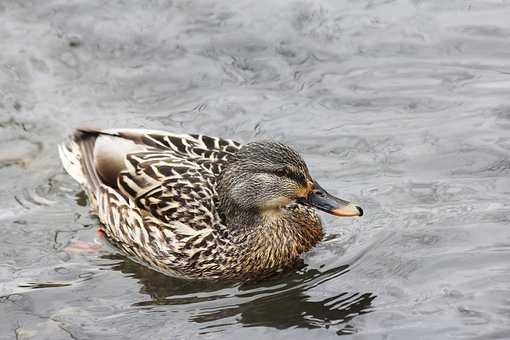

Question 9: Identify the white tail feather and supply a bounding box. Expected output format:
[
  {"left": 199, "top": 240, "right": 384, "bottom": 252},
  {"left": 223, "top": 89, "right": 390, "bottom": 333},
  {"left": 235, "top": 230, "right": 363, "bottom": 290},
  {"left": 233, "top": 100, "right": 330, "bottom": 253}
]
[{"left": 58, "top": 142, "right": 86, "bottom": 185}]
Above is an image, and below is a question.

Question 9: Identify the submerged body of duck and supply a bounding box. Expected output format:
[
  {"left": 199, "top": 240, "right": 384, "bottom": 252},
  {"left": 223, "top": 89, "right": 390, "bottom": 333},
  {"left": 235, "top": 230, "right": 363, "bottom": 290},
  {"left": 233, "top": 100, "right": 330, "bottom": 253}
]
[{"left": 59, "top": 128, "right": 362, "bottom": 279}]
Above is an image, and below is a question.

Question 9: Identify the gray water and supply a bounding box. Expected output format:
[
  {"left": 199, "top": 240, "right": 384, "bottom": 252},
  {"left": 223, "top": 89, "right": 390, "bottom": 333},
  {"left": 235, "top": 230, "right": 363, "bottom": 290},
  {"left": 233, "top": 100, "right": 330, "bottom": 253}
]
[{"left": 1, "top": 0, "right": 510, "bottom": 339}]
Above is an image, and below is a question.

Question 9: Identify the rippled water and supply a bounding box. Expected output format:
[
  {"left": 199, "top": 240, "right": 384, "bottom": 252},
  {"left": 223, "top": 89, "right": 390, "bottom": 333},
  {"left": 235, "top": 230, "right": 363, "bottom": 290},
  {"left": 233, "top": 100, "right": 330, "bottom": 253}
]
[{"left": 1, "top": 0, "right": 510, "bottom": 339}]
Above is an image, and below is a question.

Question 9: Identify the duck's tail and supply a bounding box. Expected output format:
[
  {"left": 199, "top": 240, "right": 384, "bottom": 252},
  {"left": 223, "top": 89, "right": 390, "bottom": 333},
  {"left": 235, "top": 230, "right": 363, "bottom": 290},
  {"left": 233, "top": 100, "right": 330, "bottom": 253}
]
[
  {"left": 59, "top": 128, "right": 148, "bottom": 202},
  {"left": 58, "top": 129, "right": 104, "bottom": 204}
]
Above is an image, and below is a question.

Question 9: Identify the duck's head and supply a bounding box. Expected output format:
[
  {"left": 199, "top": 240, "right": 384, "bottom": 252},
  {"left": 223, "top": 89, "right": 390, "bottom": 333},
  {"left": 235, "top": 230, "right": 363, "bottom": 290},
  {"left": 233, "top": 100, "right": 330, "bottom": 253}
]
[{"left": 217, "top": 141, "right": 363, "bottom": 226}]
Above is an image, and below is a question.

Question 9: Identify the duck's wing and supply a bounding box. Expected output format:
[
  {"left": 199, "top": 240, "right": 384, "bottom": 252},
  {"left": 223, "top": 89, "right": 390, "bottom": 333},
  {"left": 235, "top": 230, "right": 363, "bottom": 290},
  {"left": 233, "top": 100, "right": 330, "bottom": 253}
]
[
  {"left": 116, "top": 148, "right": 222, "bottom": 229},
  {"left": 59, "top": 128, "right": 241, "bottom": 277},
  {"left": 60, "top": 127, "right": 241, "bottom": 191},
  {"left": 93, "top": 128, "right": 241, "bottom": 227}
]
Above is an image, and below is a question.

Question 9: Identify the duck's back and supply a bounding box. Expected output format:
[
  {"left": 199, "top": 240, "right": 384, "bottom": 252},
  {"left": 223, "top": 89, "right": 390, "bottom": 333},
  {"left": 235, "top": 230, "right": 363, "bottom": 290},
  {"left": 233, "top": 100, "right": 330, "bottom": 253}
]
[{"left": 59, "top": 128, "right": 241, "bottom": 278}]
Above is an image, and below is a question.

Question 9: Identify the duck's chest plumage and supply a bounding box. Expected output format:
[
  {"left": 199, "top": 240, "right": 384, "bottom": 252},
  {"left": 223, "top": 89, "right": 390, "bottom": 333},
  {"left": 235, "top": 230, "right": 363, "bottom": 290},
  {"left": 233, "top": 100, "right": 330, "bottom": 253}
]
[{"left": 232, "top": 205, "right": 324, "bottom": 276}]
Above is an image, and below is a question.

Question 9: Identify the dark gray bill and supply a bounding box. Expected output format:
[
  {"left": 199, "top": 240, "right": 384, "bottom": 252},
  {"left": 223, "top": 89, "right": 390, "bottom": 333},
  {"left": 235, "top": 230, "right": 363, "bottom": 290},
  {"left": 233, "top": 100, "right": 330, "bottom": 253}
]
[{"left": 303, "top": 181, "right": 363, "bottom": 217}]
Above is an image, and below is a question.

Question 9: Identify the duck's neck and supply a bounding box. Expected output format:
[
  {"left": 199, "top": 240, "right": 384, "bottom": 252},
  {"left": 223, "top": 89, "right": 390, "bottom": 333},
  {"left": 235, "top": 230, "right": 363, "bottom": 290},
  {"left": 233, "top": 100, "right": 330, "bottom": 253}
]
[
  {"left": 227, "top": 205, "right": 324, "bottom": 274},
  {"left": 222, "top": 206, "right": 266, "bottom": 232}
]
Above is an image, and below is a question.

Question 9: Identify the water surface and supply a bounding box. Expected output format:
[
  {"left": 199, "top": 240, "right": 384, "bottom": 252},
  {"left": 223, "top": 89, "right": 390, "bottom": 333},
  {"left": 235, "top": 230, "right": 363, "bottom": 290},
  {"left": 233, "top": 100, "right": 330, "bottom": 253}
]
[{"left": 1, "top": 1, "right": 510, "bottom": 339}]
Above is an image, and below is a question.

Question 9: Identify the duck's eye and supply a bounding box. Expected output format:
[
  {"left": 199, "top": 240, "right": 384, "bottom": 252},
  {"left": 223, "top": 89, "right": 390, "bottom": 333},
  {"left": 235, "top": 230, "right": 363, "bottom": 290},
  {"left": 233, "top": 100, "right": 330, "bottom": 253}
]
[{"left": 274, "top": 168, "right": 288, "bottom": 177}]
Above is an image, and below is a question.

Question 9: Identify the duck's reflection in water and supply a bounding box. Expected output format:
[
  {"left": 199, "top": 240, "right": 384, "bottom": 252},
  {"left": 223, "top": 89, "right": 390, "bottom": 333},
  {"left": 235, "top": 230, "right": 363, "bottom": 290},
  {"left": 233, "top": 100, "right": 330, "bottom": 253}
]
[{"left": 102, "top": 254, "right": 376, "bottom": 332}]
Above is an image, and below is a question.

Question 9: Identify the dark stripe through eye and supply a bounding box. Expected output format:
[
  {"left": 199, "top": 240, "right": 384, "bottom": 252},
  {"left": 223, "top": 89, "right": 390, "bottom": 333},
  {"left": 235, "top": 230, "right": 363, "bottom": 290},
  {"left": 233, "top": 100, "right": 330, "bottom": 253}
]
[
  {"left": 273, "top": 167, "right": 307, "bottom": 185},
  {"left": 274, "top": 168, "right": 288, "bottom": 177},
  {"left": 290, "top": 172, "right": 307, "bottom": 186}
]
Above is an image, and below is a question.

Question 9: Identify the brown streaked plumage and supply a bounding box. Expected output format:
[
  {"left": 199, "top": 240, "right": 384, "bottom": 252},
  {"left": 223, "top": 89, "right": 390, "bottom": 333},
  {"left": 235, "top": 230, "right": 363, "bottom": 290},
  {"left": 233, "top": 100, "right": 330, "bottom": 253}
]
[{"left": 59, "top": 128, "right": 362, "bottom": 280}]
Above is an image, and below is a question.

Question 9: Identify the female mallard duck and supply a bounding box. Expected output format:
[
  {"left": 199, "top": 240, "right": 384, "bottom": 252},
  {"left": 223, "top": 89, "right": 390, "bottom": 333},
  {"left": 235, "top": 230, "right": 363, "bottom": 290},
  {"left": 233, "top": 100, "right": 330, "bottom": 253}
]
[{"left": 59, "top": 128, "right": 362, "bottom": 279}]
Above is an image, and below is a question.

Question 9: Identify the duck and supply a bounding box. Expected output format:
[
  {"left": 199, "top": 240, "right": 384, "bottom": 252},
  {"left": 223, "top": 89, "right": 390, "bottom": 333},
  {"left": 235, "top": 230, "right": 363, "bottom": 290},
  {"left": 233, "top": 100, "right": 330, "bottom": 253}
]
[{"left": 59, "top": 128, "right": 363, "bottom": 280}]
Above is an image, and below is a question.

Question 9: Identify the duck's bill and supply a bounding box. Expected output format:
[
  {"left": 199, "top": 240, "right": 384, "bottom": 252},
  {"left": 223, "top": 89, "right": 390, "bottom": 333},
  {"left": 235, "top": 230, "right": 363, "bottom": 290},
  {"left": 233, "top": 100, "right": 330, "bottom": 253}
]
[{"left": 304, "top": 181, "right": 363, "bottom": 217}]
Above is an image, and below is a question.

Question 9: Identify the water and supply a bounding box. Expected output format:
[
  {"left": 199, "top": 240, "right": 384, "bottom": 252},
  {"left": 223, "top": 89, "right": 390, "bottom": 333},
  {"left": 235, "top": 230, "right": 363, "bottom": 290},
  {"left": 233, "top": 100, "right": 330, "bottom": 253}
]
[{"left": 1, "top": 0, "right": 510, "bottom": 338}]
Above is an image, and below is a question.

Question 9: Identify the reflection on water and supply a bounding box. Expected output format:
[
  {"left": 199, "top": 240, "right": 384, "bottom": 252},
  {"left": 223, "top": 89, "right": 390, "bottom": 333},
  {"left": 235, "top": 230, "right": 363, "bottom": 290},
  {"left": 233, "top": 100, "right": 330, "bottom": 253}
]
[{"left": 104, "top": 254, "right": 375, "bottom": 333}]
